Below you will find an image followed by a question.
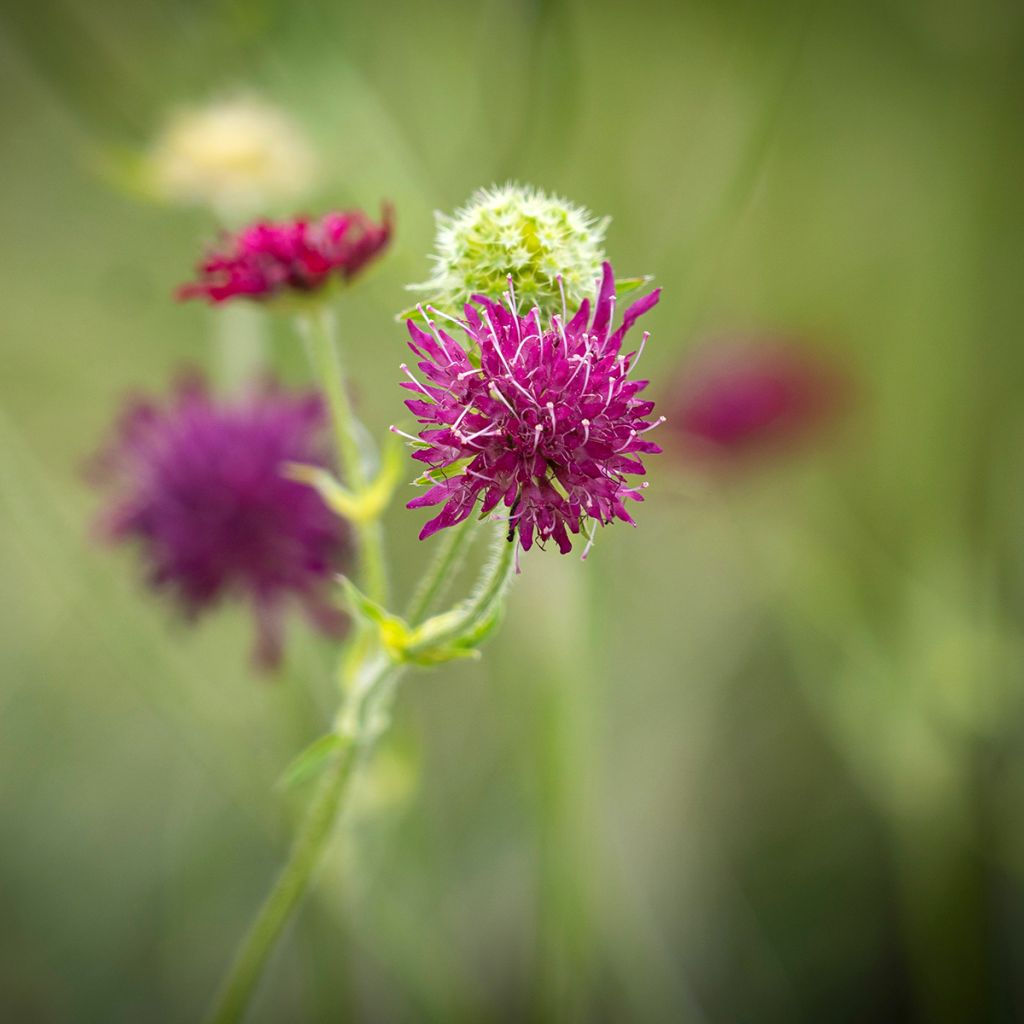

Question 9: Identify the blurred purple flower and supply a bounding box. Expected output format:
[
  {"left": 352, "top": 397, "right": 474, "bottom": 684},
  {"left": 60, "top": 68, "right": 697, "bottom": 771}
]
[
  {"left": 667, "top": 336, "right": 851, "bottom": 465},
  {"left": 400, "top": 262, "right": 662, "bottom": 556},
  {"left": 88, "top": 374, "right": 348, "bottom": 669},
  {"left": 178, "top": 205, "right": 393, "bottom": 304}
]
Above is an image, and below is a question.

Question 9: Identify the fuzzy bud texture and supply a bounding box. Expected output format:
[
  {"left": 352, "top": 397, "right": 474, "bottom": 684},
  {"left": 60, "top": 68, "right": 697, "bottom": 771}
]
[{"left": 411, "top": 184, "right": 607, "bottom": 318}]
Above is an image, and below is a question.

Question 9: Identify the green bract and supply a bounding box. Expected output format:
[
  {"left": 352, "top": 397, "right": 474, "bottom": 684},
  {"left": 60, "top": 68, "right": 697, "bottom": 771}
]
[{"left": 410, "top": 183, "right": 608, "bottom": 318}]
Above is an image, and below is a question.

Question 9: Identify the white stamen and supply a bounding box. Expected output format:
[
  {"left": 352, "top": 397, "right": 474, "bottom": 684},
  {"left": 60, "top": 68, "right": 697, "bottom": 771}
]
[
  {"left": 638, "top": 415, "right": 667, "bottom": 434},
  {"left": 389, "top": 425, "right": 422, "bottom": 444},
  {"left": 532, "top": 423, "right": 543, "bottom": 453},
  {"left": 615, "top": 429, "right": 638, "bottom": 453},
  {"left": 557, "top": 273, "right": 567, "bottom": 326},
  {"left": 546, "top": 401, "right": 557, "bottom": 431},
  {"left": 400, "top": 363, "right": 433, "bottom": 397},
  {"left": 490, "top": 384, "right": 517, "bottom": 417},
  {"left": 460, "top": 423, "right": 501, "bottom": 444},
  {"left": 629, "top": 331, "right": 650, "bottom": 373},
  {"left": 581, "top": 526, "right": 596, "bottom": 562},
  {"left": 507, "top": 374, "right": 540, "bottom": 406},
  {"left": 553, "top": 314, "right": 569, "bottom": 349},
  {"left": 485, "top": 309, "right": 516, "bottom": 377},
  {"left": 506, "top": 274, "right": 519, "bottom": 315},
  {"left": 451, "top": 402, "right": 474, "bottom": 432},
  {"left": 581, "top": 418, "right": 591, "bottom": 444},
  {"left": 426, "top": 304, "right": 468, "bottom": 331}
]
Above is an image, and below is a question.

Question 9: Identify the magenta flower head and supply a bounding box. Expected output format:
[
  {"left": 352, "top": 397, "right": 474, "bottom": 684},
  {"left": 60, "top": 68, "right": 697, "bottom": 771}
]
[
  {"left": 178, "top": 205, "right": 393, "bottom": 304},
  {"left": 397, "top": 262, "right": 662, "bottom": 558},
  {"left": 667, "top": 335, "right": 851, "bottom": 465},
  {"left": 88, "top": 373, "right": 349, "bottom": 669}
]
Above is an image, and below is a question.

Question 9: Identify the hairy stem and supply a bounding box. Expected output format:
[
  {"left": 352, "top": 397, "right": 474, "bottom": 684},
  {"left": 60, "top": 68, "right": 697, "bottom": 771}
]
[
  {"left": 404, "top": 518, "right": 475, "bottom": 625},
  {"left": 303, "top": 308, "right": 388, "bottom": 605},
  {"left": 406, "top": 528, "right": 516, "bottom": 657}
]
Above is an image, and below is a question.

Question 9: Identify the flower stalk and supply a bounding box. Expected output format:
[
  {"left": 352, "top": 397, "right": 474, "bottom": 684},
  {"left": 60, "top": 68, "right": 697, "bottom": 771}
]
[
  {"left": 404, "top": 518, "right": 475, "bottom": 625},
  {"left": 205, "top": 647, "right": 410, "bottom": 1024},
  {"left": 205, "top": 737, "right": 360, "bottom": 1024},
  {"left": 139, "top": 186, "right": 659, "bottom": 1024},
  {"left": 302, "top": 308, "right": 389, "bottom": 606}
]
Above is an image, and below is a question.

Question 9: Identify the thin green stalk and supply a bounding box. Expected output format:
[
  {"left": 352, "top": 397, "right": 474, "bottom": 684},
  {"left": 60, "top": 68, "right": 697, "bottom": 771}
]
[
  {"left": 303, "top": 308, "right": 388, "bottom": 605},
  {"left": 405, "top": 529, "right": 516, "bottom": 657},
  {"left": 404, "top": 518, "right": 475, "bottom": 625},
  {"left": 206, "top": 659, "right": 403, "bottom": 1024},
  {"left": 205, "top": 740, "right": 360, "bottom": 1024}
]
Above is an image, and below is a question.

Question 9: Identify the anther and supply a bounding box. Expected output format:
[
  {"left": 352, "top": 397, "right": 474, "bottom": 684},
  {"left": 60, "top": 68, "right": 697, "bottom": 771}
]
[
  {"left": 638, "top": 415, "right": 667, "bottom": 434},
  {"left": 389, "top": 425, "right": 422, "bottom": 444}
]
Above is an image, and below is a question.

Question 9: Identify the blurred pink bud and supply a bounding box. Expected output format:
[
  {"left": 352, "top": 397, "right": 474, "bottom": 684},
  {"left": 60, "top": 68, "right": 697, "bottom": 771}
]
[{"left": 666, "top": 335, "right": 852, "bottom": 466}]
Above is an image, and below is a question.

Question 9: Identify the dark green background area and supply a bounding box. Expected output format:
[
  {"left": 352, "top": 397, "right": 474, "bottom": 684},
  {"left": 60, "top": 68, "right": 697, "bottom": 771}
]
[{"left": 2, "top": 0, "right": 1023, "bottom": 1020}]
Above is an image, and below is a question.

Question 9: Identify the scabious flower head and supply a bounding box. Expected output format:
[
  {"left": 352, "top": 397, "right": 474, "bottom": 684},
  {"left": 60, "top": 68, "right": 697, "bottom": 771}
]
[
  {"left": 667, "top": 336, "right": 850, "bottom": 464},
  {"left": 410, "top": 183, "right": 607, "bottom": 319},
  {"left": 399, "top": 263, "right": 662, "bottom": 557},
  {"left": 178, "top": 206, "right": 393, "bottom": 304},
  {"left": 147, "top": 96, "right": 318, "bottom": 216},
  {"left": 88, "top": 374, "right": 349, "bottom": 669}
]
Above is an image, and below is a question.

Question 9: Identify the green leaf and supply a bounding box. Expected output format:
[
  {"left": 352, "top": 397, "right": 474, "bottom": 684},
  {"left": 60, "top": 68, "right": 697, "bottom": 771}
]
[
  {"left": 276, "top": 733, "right": 345, "bottom": 791},
  {"left": 286, "top": 438, "right": 401, "bottom": 524},
  {"left": 413, "top": 457, "right": 473, "bottom": 488},
  {"left": 614, "top": 275, "right": 654, "bottom": 295},
  {"left": 395, "top": 305, "right": 424, "bottom": 323}
]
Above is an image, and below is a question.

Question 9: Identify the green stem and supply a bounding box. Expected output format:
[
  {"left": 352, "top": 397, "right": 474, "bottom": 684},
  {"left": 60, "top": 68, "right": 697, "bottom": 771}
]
[
  {"left": 406, "top": 528, "right": 516, "bottom": 657},
  {"left": 205, "top": 740, "right": 360, "bottom": 1024},
  {"left": 303, "top": 308, "right": 388, "bottom": 605},
  {"left": 205, "top": 659, "right": 399, "bottom": 1024},
  {"left": 404, "top": 519, "right": 475, "bottom": 625}
]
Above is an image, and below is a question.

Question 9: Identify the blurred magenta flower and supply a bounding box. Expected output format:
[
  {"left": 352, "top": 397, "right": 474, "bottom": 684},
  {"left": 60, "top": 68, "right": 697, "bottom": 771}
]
[
  {"left": 88, "top": 374, "right": 349, "bottom": 668},
  {"left": 399, "top": 262, "right": 662, "bottom": 556},
  {"left": 178, "top": 206, "right": 393, "bottom": 304},
  {"left": 667, "top": 336, "right": 851, "bottom": 465}
]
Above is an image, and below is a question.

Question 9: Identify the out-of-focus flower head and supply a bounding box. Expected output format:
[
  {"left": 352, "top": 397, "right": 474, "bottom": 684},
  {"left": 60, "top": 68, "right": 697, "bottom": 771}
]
[
  {"left": 410, "top": 183, "right": 608, "bottom": 319},
  {"left": 667, "top": 335, "right": 851, "bottom": 466},
  {"left": 146, "top": 96, "right": 318, "bottom": 216},
  {"left": 178, "top": 207, "right": 394, "bottom": 305},
  {"left": 88, "top": 373, "right": 349, "bottom": 669},
  {"left": 398, "top": 262, "right": 662, "bottom": 558}
]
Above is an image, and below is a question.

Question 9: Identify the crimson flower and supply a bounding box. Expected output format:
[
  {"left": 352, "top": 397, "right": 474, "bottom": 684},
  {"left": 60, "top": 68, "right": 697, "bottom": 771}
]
[
  {"left": 178, "top": 205, "right": 393, "bottom": 303},
  {"left": 88, "top": 374, "right": 348, "bottom": 668},
  {"left": 398, "top": 263, "right": 662, "bottom": 557},
  {"left": 667, "top": 336, "right": 850, "bottom": 464}
]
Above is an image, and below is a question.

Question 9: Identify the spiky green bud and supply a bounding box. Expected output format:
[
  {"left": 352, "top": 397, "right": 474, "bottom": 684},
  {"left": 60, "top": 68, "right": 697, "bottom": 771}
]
[{"left": 409, "top": 183, "right": 609, "bottom": 318}]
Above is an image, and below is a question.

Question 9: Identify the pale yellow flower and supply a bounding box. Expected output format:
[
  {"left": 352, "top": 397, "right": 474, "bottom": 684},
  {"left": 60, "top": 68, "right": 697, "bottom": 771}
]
[{"left": 147, "top": 96, "right": 317, "bottom": 216}]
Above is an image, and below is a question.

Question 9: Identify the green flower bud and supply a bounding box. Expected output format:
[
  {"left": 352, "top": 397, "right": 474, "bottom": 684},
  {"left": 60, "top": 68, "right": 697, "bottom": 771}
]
[{"left": 410, "top": 183, "right": 608, "bottom": 318}]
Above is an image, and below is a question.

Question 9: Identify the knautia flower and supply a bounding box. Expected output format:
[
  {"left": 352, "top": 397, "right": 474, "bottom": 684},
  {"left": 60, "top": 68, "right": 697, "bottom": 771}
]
[
  {"left": 88, "top": 374, "right": 349, "bottom": 668},
  {"left": 410, "top": 183, "right": 607, "bottom": 318},
  {"left": 667, "top": 336, "right": 850, "bottom": 464},
  {"left": 178, "top": 207, "right": 393, "bottom": 304},
  {"left": 397, "top": 262, "right": 663, "bottom": 557},
  {"left": 146, "top": 96, "right": 318, "bottom": 216}
]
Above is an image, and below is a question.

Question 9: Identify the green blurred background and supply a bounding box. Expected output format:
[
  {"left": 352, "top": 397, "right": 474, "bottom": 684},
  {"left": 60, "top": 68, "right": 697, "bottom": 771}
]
[{"left": 2, "top": 0, "right": 1024, "bottom": 1020}]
